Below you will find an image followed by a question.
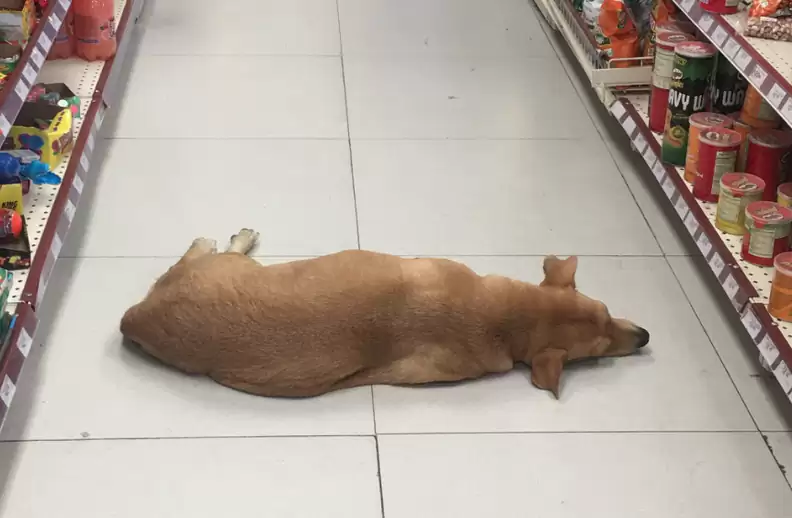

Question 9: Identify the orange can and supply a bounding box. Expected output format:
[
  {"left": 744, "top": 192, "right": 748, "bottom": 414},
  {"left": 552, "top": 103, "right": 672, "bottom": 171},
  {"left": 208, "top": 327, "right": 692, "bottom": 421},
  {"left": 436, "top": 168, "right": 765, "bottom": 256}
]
[
  {"left": 770, "top": 251, "right": 792, "bottom": 322},
  {"left": 684, "top": 112, "right": 733, "bottom": 183},
  {"left": 741, "top": 85, "right": 781, "bottom": 129}
]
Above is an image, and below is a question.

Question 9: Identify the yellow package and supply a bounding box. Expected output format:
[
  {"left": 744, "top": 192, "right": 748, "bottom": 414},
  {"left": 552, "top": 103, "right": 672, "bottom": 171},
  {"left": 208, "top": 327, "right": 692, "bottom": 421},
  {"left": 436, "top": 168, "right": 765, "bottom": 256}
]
[{"left": 9, "top": 102, "right": 74, "bottom": 169}]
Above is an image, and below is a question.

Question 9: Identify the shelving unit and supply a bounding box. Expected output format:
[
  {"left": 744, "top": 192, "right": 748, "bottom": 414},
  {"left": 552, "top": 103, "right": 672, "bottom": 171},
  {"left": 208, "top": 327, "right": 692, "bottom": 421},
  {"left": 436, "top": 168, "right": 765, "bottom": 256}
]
[
  {"left": 0, "top": 0, "right": 144, "bottom": 427},
  {"left": 535, "top": 0, "right": 792, "bottom": 403}
]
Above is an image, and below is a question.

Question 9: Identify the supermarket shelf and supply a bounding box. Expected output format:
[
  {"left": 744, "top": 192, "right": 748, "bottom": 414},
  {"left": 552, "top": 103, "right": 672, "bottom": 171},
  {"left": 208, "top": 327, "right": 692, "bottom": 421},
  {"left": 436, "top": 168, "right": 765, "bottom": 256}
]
[
  {"left": 0, "top": 0, "right": 144, "bottom": 430},
  {"left": 609, "top": 94, "right": 792, "bottom": 401},
  {"left": 672, "top": 0, "right": 792, "bottom": 130}
]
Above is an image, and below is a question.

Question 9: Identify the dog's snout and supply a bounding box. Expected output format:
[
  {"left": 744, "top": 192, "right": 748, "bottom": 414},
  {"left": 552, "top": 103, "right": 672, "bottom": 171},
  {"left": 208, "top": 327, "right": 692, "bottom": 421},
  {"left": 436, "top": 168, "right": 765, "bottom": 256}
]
[{"left": 635, "top": 327, "right": 650, "bottom": 349}]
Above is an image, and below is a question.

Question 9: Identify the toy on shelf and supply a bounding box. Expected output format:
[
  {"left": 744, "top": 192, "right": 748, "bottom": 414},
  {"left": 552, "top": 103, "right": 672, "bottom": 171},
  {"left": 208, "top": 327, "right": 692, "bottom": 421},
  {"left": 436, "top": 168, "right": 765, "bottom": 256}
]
[
  {"left": 0, "top": 149, "right": 60, "bottom": 184},
  {"left": 7, "top": 101, "right": 73, "bottom": 168},
  {"left": 74, "top": 0, "right": 116, "bottom": 61},
  {"left": 27, "top": 83, "right": 80, "bottom": 119}
]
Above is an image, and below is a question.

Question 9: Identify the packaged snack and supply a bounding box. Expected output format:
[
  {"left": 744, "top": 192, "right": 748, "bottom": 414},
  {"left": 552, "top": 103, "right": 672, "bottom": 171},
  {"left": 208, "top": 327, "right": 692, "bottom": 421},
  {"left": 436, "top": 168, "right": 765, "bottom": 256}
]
[
  {"left": 599, "top": 0, "right": 641, "bottom": 67},
  {"left": 74, "top": 0, "right": 116, "bottom": 61},
  {"left": 746, "top": 0, "right": 792, "bottom": 42}
]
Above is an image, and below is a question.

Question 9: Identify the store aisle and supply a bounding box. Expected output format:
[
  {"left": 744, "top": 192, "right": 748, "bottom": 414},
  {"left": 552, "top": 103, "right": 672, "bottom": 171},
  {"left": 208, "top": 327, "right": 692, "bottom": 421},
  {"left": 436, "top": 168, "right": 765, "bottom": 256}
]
[{"left": 0, "top": 0, "right": 791, "bottom": 516}]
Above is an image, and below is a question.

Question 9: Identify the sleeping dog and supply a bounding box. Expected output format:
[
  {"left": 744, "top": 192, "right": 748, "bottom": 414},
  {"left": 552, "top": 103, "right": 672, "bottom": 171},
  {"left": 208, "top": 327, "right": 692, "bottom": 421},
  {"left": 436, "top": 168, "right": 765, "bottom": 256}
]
[{"left": 120, "top": 229, "right": 649, "bottom": 398}]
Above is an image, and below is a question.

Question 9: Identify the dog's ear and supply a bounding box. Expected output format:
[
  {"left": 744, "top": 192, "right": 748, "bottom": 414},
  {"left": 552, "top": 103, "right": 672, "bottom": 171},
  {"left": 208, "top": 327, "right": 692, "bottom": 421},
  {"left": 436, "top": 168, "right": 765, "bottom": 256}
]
[
  {"left": 541, "top": 255, "right": 578, "bottom": 289},
  {"left": 530, "top": 348, "right": 568, "bottom": 398}
]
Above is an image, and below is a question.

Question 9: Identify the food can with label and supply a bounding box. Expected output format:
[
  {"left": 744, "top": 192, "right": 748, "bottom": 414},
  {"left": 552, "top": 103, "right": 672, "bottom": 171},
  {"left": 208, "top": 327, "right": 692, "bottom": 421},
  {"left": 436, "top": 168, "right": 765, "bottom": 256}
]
[
  {"left": 742, "top": 201, "right": 792, "bottom": 266},
  {"left": 693, "top": 127, "right": 743, "bottom": 202},
  {"left": 730, "top": 115, "right": 752, "bottom": 171},
  {"left": 741, "top": 85, "right": 781, "bottom": 129},
  {"left": 684, "top": 112, "right": 733, "bottom": 182},
  {"left": 650, "top": 32, "right": 695, "bottom": 133},
  {"left": 711, "top": 55, "right": 747, "bottom": 114},
  {"left": 716, "top": 173, "right": 766, "bottom": 234},
  {"left": 662, "top": 42, "right": 717, "bottom": 166},
  {"left": 778, "top": 183, "right": 792, "bottom": 208},
  {"left": 700, "top": 0, "right": 739, "bottom": 15},
  {"left": 770, "top": 251, "right": 792, "bottom": 322},
  {"left": 746, "top": 129, "right": 792, "bottom": 201}
]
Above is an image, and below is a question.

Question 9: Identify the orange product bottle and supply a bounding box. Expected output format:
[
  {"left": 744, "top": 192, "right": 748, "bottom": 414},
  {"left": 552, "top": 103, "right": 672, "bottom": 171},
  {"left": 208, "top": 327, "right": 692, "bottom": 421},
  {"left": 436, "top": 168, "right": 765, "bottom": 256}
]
[
  {"left": 49, "top": 7, "right": 74, "bottom": 60},
  {"left": 73, "top": 0, "right": 116, "bottom": 61}
]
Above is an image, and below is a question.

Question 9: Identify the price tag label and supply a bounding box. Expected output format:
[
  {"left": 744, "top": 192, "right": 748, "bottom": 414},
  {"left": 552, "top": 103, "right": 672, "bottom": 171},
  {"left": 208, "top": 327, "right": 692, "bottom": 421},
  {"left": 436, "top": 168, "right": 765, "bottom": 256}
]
[
  {"left": 684, "top": 211, "right": 699, "bottom": 236},
  {"left": 710, "top": 253, "right": 725, "bottom": 276},
  {"left": 712, "top": 25, "right": 728, "bottom": 46},
  {"left": 58, "top": 0, "right": 68, "bottom": 9},
  {"left": 47, "top": 12, "right": 59, "bottom": 30},
  {"left": 652, "top": 161, "right": 666, "bottom": 181},
  {"left": 681, "top": 0, "right": 696, "bottom": 11},
  {"left": 87, "top": 132, "right": 95, "bottom": 152},
  {"left": 610, "top": 101, "right": 626, "bottom": 119},
  {"left": 38, "top": 32, "right": 52, "bottom": 52},
  {"left": 783, "top": 98, "right": 792, "bottom": 124},
  {"left": 0, "top": 114, "right": 10, "bottom": 137},
  {"left": 674, "top": 194, "right": 688, "bottom": 218},
  {"left": 735, "top": 48, "right": 752, "bottom": 71},
  {"left": 95, "top": 105, "right": 106, "bottom": 129},
  {"left": 774, "top": 361, "right": 792, "bottom": 394},
  {"left": 0, "top": 376, "right": 15, "bottom": 407},
  {"left": 697, "top": 233, "right": 712, "bottom": 256},
  {"left": 768, "top": 83, "right": 787, "bottom": 108},
  {"left": 633, "top": 133, "right": 647, "bottom": 154},
  {"left": 758, "top": 335, "right": 780, "bottom": 366},
  {"left": 699, "top": 13, "right": 714, "bottom": 31},
  {"left": 21, "top": 64, "right": 36, "bottom": 85},
  {"left": 16, "top": 329, "right": 32, "bottom": 358},
  {"left": 30, "top": 47, "right": 44, "bottom": 68},
  {"left": 622, "top": 116, "right": 636, "bottom": 136},
  {"left": 642, "top": 145, "right": 655, "bottom": 164},
  {"left": 741, "top": 309, "right": 762, "bottom": 339},
  {"left": 72, "top": 174, "right": 84, "bottom": 195},
  {"left": 751, "top": 65, "right": 768, "bottom": 87},
  {"left": 662, "top": 175, "right": 676, "bottom": 199},
  {"left": 13, "top": 79, "right": 29, "bottom": 101},
  {"left": 724, "top": 274, "right": 740, "bottom": 301},
  {"left": 723, "top": 37, "right": 740, "bottom": 58},
  {"left": 79, "top": 153, "right": 90, "bottom": 172},
  {"left": 51, "top": 233, "right": 62, "bottom": 260},
  {"left": 63, "top": 199, "right": 76, "bottom": 223}
]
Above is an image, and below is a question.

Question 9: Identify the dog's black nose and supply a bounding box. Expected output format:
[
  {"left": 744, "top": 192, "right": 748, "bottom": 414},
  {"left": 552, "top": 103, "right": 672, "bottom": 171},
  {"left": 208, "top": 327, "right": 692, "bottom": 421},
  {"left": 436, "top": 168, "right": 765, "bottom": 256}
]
[{"left": 636, "top": 327, "right": 650, "bottom": 348}]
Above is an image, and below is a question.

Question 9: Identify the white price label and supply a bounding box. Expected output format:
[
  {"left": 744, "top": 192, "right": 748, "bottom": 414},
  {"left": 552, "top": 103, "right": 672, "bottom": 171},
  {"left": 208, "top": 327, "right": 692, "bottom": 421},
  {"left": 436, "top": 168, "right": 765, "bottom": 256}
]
[
  {"left": 684, "top": 211, "right": 699, "bottom": 236},
  {"left": 652, "top": 161, "right": 666, "bottom": 181},
  {"left": 63, "top": 199, "right": 76, "bottom": 223},
  {"left": 30, "top": 47, "right": 44, "bottom": 68},
  {"left": 58, "top": 0, "right": 68, "bottom": 8},
  {"left": 697, "top": 233, "right": 712, "bottom": 256},
  {"left": 768, "top": 83, "right": 786, "bottom": 108},
  {"left": 72, "top": 174, "right": 84, "bottom": 195},
  {"left": 16, "top": 329, "right": 32, "bottom": 358},
  {"left": 96, "top": 105, "right": 106, "bottom": 129},
  {"left": 699, "top": 14, "right": 714, "bottom": 31},
  {"left": 642, "top": 145, "right": 655, "bottom": 164},
  {"left": 51, "top": 233, "right": 62, "bottom": 260},
  {"left": 758, "top": 335, "right": 780, "bottom": 366},
  {"left": 723, "top": 38, "right": 740, "bottom": 58},
  {"left": 782, "top": 97, "right": 792, "bottom": 123},
  {"left": 633, "top": 134, "right": 647, "bottom": 154},
  {"left": 13, "top": 79, "right": 28, "bottom": 101},
  {"left": 710, "top": 253, "right": 725, "bottom": 276},
  {"left": 662, "top": 175, "right": 676, "bottom": 198},
  {"left": 87, "top": 132, "right": 95, "bottom": 152},
  {"left": 38, "top": 32, "right": 52, "bottom": 52},
  {"left": 734, "top": 48, "right": 752, "bottom": 71},
  {"left": 0, "top": 376, "right": 15, "bottom": 407},
  {"left": 79, "top": 153, "right": 90, "bottom": 172},
  {"left": 674, "top": 195, "right": 688, "bottom": 218},
  {"left": 21, "top": 64, "right": 36, "bottom": 85},
  {"left": 622, "top": 116, "right": 636, "bottom": 135},
  {"left": 724, "top": 274, "right": 740, "bottom": 301},
  {"left": 712, "top": 25, "right": 728, "bottom": 46},
  {"left": 741, "top": 309, "right": 762, "bottom": 339},
  {"left": 0, "top": 114, "right": 10, "bottom": 137},
  {"left": 751, "top": 65, "right": 768, "bottom": 87},
  {"left": 681, "top": 0, "right": 696, "bottom": 11},
  {"left": 610, "top": 101, "right": 626, "bottom": 119},
  {"left": 774, "top": 361, "right": 792, "bottom": 394}
]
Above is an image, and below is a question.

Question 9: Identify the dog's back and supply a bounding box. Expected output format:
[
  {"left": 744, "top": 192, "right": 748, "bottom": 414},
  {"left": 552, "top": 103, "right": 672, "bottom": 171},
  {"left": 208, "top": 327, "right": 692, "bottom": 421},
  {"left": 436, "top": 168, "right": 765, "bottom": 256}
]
[{"left": 120, "top": 250, "right": 514, "bottom": 397}]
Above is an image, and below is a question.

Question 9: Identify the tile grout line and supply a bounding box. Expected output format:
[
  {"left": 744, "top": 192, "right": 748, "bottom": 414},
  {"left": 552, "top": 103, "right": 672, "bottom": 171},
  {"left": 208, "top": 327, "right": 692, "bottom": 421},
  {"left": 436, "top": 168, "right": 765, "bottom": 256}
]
[
  {"left": 58, "top": 253, "right": 675, "bottom": 260},
  {"left": 334, "top": 0, "right": 361, "bottom": 250}
]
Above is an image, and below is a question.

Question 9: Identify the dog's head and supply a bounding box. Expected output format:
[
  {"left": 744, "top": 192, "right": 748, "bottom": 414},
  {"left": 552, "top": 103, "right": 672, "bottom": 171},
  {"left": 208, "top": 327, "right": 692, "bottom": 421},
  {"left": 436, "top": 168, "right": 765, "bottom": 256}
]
[{"left": 530, "top": 255, "right": 649, "bottom": 398}]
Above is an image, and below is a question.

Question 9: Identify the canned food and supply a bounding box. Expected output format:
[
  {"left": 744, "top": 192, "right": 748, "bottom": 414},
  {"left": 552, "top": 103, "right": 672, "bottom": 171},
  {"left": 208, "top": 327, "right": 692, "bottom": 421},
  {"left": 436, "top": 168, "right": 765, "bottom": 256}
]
[
  {"left": 741, "top": 85, "right": 781, "bottom": 129},
  {"left": 770, "top": 251, "right": 792, "bottom": 322},
  {"left": 700, "top": 0, "right": 739, "bottom": 15},
  {"left": 779, "top": 183, "right": 792, "bottom": 208},
  {"left": 650, "top": 32, "right": 695, "bottom": 133},
  {"left": 716, "top": 173, "right": 766, "bottom": 234},
  {"left": 742, "top": 201, "right": 792, "bottom": 266},
  {"left": 693, "top": 127, "right": 743, "bottom": 202},
  {"left": 731, "top": 116, "right": 751, "bottom": 172},
  {"left": 684, "top": 112, "right": 733, "bottom": 183},
  {"left": 711, "top": 55, "right": 747, "bottom": 114},
  {"left": 746, "top": 129, "right": 792, "bottom": 201}
]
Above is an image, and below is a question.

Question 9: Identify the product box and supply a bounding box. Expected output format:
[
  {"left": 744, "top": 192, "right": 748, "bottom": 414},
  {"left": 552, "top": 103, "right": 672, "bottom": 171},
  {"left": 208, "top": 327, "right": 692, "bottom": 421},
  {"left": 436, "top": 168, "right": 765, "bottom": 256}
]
[
  {"left": 0, "top": 214, "right": 30, "bottom": 270},
  {"left": 40, "top": 83, "right": 80, "bottom": 119},
  {"left": 0, "top": 181, "right": 23, "bottom": 213},
  {"left": 9, "top": 102, "right": 73, "bottom": 168},
  {"left": 0, "top": 0, "right": 34, "bottom": 44}
]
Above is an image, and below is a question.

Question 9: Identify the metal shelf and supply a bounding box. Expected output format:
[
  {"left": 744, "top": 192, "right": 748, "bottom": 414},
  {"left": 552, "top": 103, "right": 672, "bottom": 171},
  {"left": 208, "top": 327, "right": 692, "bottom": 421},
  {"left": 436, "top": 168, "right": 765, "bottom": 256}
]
[{"left": 0, "top": 0, "right": 145, "bottom": 429}]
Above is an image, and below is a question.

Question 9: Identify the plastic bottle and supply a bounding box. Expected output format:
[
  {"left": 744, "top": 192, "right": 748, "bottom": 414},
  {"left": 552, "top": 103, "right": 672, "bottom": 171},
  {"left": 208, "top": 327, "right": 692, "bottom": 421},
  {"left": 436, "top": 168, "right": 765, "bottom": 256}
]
[
  {"left": 73, "top": 0, "right": 116, "bottom": 61},
  {"left": 49, "top": 7, "right": 75, "bottom": 60}
]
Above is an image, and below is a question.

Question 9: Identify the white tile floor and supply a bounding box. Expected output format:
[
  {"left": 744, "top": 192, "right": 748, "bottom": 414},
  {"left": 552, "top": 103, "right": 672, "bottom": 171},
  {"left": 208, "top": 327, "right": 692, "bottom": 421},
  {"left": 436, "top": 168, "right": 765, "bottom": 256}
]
[{"left": 0, "top": 0, "right": 790, "bottom": 516}]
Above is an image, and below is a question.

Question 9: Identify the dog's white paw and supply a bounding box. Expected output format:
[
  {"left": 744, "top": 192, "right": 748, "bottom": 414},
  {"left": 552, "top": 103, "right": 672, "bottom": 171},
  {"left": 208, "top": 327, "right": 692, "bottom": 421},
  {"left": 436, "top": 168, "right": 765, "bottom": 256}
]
[
  {"left": 192, "top": 237, "right": 218, "bottom": 253},
  {"left": 228, "top": 228, "right": 259, "bottom": 254}
]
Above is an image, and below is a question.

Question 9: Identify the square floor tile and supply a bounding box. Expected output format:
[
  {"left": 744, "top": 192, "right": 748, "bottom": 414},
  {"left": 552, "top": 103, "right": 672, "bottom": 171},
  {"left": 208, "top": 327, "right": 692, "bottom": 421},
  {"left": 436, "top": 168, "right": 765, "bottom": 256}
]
[
  {"left": 668, "top": 256, "right": 792, "bottom": 431},
  {"left": 112, "top": 56, "right": 347, "bottom": 138},
  {"left": 338, "top": 0, "right": 552, "bottom": 57},
  {"left": 139, "top": 0, "right": 340, "bottom": 56},
  {"left": 62, "top": 139, "right": 358, "bottom": 257},
  {"left": 377, "top": 433, "right": 792, "bottom": 518},
  {"left": 353, "top": 139, "right": 660, "bottom": 255},
  {"left": 344, "top": 56, "right": 596, "bottom": 139},
  {"left": 372, "top": 256, "right": 753, "bottom": 433},
  {"left": 0, "top": 258, "right": 374, "bottom": 441},
  {"left": 0, "top": 437, "right": 381, "bottom": 518}
]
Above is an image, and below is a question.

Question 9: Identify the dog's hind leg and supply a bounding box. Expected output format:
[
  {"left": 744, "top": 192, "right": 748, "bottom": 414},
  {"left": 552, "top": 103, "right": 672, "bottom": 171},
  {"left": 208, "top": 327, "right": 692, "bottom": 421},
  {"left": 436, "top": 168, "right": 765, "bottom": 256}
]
[{"left": 226, "top": 228, "right": 259, "bottom": 255}]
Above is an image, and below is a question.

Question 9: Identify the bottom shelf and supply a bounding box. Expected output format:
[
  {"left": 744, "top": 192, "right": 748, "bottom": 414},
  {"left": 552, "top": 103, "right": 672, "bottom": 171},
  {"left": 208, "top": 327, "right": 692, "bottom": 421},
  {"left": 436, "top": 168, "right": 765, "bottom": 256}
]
[{"left": 609, "top": 92, "right": 792, "bottom": 402}]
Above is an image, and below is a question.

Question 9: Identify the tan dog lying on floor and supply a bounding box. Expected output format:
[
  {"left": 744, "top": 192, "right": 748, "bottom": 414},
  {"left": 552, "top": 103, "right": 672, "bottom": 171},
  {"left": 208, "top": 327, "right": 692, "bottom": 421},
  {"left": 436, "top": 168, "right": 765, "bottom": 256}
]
[{"left": 120, "top": 229, "right": 649, "bottom": 398}]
